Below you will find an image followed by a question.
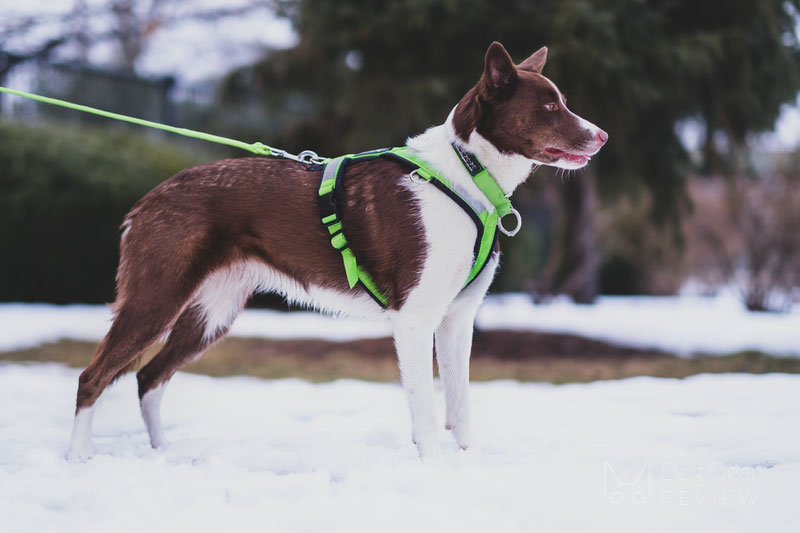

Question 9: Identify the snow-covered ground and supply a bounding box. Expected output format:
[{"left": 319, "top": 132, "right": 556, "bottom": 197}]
[
  {"left": 1, "top": 363, "right": 798, "bottom": 533},
  {"left": 478, "top": 293, "right": 800, "bottom": 357},
  {"left": 1, "top": 293, "right": 798, "bottom": 357}
]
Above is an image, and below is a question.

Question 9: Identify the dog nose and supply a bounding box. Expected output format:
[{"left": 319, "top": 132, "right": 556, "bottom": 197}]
[{"left": 597, "top": 129, "right": 608, "bottom": 144}]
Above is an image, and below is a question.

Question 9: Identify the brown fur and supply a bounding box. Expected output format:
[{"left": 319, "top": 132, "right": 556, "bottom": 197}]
[
  {"left": 135, "top": 305, "right": 220, "bottom": 399},
  {"left": 453, "top": 43, "right": 599, "bottom": 164},
  {"left": 76, "top": 157, "right": 426, "bottom": 409}
]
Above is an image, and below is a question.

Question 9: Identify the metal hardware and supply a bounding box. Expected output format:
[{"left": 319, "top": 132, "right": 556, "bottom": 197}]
[
  {"left": 296, "top": 150, "right": 328, "bottom": 165},
  {"left": 408, "top": 169, "right": 427, "bottom": 183},
  {"left": 498, "top": 207, "right": 522, "bottom": 236}
]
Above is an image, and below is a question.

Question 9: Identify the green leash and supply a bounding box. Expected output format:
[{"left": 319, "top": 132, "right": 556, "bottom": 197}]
[
  {"left": 0, "top": 85, "right": 328, "bottom": 164},
  {"left": 1, "top": 85, "right": 520, "bottom": 309}
]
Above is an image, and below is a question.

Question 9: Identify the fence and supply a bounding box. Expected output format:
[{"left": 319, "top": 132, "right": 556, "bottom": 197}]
[
  {"left": 0, "top": 50, "right": 176, "bottom": 127},
  {"left": 0, "top": 50, "right": 296, "bottom": 153}
]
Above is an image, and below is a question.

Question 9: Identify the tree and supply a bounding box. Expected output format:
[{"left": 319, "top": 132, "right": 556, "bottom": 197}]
[
  {"left": 224, "top": 0, "right": 800, "bottom": 301},
  {"left": 0, "top": 0, "right": 273, "bottom": 72}
]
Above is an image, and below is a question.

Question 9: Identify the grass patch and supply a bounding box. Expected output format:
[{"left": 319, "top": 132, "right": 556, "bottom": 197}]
[{"left": 3, "top": 331, "right": 800, "bottom": 383}]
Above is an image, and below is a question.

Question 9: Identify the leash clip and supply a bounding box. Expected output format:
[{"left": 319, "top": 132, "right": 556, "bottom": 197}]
[
  {"left": 271, "top": 148, "right": 329, "bottom": 165},
  {"left": 498, "top": 208, "right": 522, "bottom": 236},
  {"left": 297, "top": 150, "right": 328, "bottom": 165}
]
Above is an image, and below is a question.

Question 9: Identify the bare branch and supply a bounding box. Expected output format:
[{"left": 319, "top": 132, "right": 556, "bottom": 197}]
[{"left": 0, "top": 0, "right": 275, "bottom": 69}]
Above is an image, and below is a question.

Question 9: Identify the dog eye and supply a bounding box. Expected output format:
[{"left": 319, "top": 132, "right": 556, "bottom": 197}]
[{"left": 543, "top": 103, "right": 559, "bottom": 112}]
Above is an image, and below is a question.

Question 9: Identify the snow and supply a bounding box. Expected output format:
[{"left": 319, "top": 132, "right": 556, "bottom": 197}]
[
  {"left": 0, "top": 303, "right": 394, "bottom": 352},
  {"left": 476, "top": 293, "right": 800, "bottom": 357},
  {"left": 1, "top": 292, "right": 799, "bottom": 357},
  {"left": 1, "top": 363, "right": 798, "bottom": 532},
  {"left": 755, "top": 94, "right": 800, "bottom": 150}
]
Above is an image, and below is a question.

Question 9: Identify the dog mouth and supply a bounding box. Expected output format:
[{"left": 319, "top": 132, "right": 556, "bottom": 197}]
[{"left": 543, "top": 147, "right": 591, "bottom": 166}]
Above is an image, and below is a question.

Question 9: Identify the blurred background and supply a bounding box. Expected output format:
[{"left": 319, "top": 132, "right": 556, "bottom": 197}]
[{"left": 1, "top": 0, "right": 799, "bottom": 381}]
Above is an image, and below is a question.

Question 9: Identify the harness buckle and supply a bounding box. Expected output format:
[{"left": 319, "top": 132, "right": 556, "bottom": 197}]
[{"left": 498, "top": 207, "right": 522, "bottom": 237}]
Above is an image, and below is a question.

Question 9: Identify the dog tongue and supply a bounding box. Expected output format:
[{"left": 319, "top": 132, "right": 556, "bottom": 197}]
[
  {"left": 563, "top": 153, "right": 589, "bottom": 164},
  {"left": 545, "top": 147, "right": 589, "bottom": 164}
]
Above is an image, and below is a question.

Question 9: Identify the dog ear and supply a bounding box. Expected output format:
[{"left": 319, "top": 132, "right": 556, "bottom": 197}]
[
  {"left": 481, "top": 42, "right": 518, "bottom": 99},
  {"left": 517, "top": 46, "right": 548, "bottom": 74}
]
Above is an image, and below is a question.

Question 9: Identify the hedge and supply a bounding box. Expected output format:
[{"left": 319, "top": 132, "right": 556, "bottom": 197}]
[
  {"left": 0, "top": 119, "right": 551, "bottom": 305},
  {"left": 0, "top": 121, "right": 212, "bottom": 303}
]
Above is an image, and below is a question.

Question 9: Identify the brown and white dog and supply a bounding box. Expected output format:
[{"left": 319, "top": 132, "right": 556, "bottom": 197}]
[{"left": 67, "top": 42, "right": 606, "bottom": 461}]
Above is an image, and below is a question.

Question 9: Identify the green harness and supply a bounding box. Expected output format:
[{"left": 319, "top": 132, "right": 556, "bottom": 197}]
[{"left": 317, "top": 144, "right": 521, "bottom": 308}]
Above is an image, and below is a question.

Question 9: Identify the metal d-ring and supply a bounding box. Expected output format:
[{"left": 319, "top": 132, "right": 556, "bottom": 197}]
[
  {"left": 498, "top": 208, "right": 522, "bottom": 236},
  {"left": 409, "top": 169, "right": 426, "bottom": 183}
]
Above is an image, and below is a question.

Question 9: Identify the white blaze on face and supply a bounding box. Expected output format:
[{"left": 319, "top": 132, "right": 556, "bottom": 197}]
[{"left": 542, "top": 75, "right": 603, "bottom": 153}]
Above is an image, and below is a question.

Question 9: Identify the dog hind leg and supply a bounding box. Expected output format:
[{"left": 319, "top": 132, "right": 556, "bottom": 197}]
[
  {"left": 137, "top": 266, "right": 252, "bottom": 448},
  {"left": 67, "top": 301, "right": 183, "bottom": 461}
]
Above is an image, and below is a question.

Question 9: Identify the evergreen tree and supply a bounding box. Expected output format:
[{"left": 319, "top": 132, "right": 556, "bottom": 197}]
[{"left": 222, "top": 0, "right": 800, "bottom": 299}]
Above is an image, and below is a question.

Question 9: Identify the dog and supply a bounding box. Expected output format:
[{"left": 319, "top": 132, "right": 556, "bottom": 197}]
[{"left": 67, "top": 42, "right": 607, "bottom": 461}]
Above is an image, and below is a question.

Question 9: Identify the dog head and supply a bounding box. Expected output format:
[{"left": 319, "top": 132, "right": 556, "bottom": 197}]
[{"left": 452, "top": 42, "right": 607, "bottom": 170}]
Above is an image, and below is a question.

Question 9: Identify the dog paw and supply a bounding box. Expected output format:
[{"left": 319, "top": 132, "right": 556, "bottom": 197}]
[
  {"left": 417, "top": 441, "right": 443, "bottom": 461},
  {"left": 452, "top": 424, "right": 472, "bottom": 451},
  {"left": 66, "top": 442, "right": 94, "bottom": 463},
  {"left": 149, "top": 433, "right": 169, "bottom": 449},
  {"left": 413, "top": 432, "right": 442, "bottom": 460}
]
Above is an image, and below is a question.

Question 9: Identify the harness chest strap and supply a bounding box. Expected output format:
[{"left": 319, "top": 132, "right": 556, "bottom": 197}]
[{"left": 317, "top": 145, "right": 517, "bottom": 308}]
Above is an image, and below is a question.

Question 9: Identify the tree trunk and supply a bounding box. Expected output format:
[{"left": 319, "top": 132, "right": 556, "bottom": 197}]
[{"left": 559, "top": 168, "right": 600, "bottom": 303}]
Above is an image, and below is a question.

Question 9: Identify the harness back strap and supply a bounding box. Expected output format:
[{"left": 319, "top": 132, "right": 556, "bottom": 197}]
[{"left": 317, "top": 146, "right": 511, "bottom": 308}]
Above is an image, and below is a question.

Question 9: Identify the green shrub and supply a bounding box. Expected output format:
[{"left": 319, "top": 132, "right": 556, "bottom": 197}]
[{"left": 0, "top": 121, "right": 212, "bottom": 303}]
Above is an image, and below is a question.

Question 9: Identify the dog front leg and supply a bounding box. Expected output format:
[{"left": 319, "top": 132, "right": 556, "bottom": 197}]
[
  {"left": 394, "top": 317, "right": 440, "bottom": 459},
  {"left": 435, "top": 304, "right": 477, "bottom": 450}
]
